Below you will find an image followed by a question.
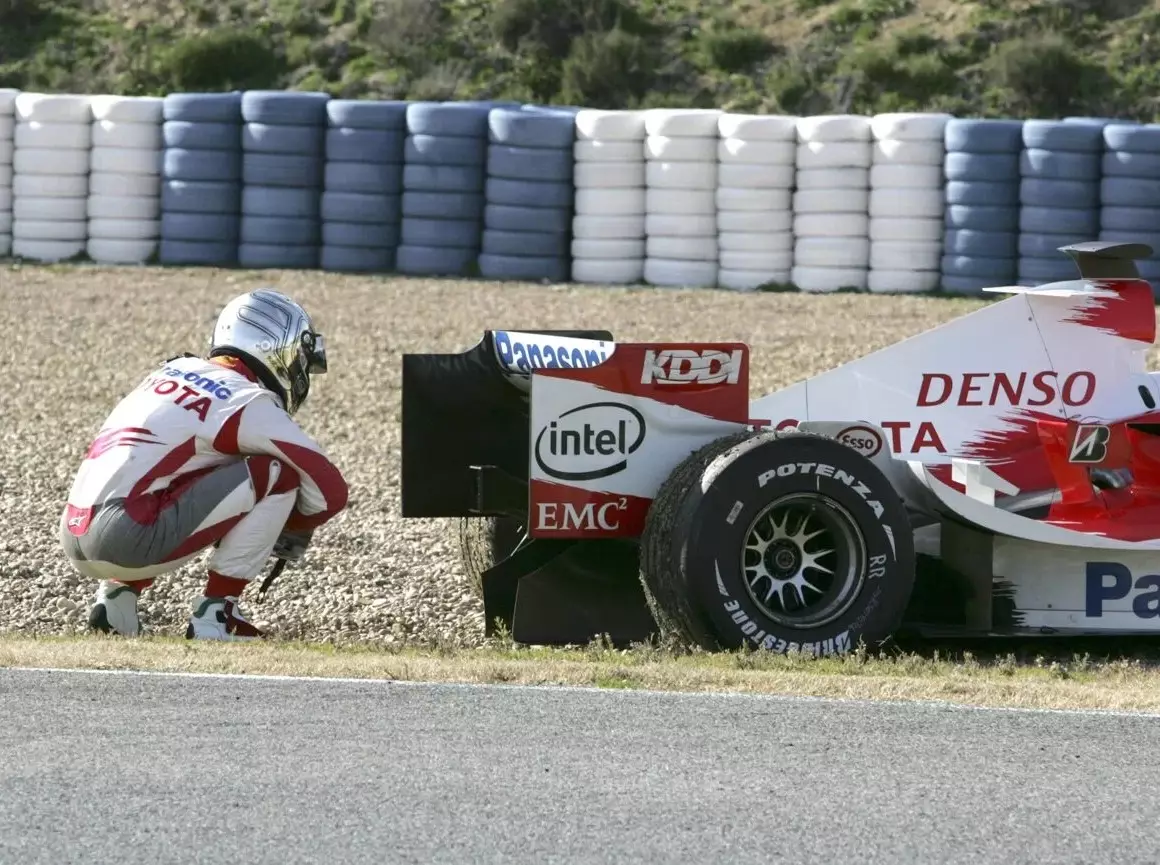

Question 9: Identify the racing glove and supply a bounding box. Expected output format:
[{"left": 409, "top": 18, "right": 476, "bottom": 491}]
[{"left": 272, "top": 528, "right": 315, "bottom": 566}]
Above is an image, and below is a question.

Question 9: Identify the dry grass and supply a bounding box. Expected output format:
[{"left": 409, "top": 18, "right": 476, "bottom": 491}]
[{"left": 5, "top": 633, "right": 1160, "bottom": 713}]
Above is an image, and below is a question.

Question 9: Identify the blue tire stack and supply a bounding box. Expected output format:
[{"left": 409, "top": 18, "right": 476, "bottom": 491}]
[
  {"left": 479, "top": 105, "right": 578, "bottom": 283},
  {"left": 397, "top": 101, "right": 493, "bottom": 277},
  {"left": 320, "top": 100, "right": 407, "bottom": 273},
  {"left": 239, "top": 91, "right": 330, "bottom": 270},
  {"left": 939, "top": 119, "right": 1024, "bottom": 294},
  {"left": 159, "top": 92, "right": 243, "bottom": 266},
  {"left": 1017, "top": 119, "right": 1103, "bottom": 285},
  {"left": 1099, "top": 123, "right": 1160, "bottom": 297}
]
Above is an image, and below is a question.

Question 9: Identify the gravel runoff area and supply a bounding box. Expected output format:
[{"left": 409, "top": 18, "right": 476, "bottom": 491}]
[{"left": 4, "top": 263, "right": 1107, "bottom": 646}]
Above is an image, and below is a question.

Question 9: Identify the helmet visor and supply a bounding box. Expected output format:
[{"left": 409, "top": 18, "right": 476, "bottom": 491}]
[{"left": 305, "top": 331, "right": 328, "bottom": 374}]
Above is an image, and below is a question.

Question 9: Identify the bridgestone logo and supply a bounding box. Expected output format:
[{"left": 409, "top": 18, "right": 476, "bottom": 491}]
[
  {"left": 726, "top": 598, "right": 853, "bottom": 656},
  {"left": 1069, "top": 424, "right": 1111, "bottom": 464},
  {"left": 715, "top": 564, "right": 851, "bottom": 656},
  {"left": 756, "top": 462, "right": 885, "bottom": 519}
]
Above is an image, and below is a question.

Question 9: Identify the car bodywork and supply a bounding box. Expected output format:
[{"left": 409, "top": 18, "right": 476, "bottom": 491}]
[{"left": 401, "top": 241, "right": 1160, "bottom": 644}]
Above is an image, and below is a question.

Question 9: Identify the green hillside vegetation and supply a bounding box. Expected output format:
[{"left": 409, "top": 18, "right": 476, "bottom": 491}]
[{"left": 1, "top": 0, "right": 1159, "bottom": 120}]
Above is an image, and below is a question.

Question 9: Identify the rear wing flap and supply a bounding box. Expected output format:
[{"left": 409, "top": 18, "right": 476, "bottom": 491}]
[
  {"left": 984, "top": 241, "right": 1154, "bottom": 296},
  {"left": 400, "top": 329, "right": 614, "bottom": 518}
]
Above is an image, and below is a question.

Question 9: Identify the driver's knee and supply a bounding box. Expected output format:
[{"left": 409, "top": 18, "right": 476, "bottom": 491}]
[{"left": 245, "top": 455, "right": 301, "bottom": 501}]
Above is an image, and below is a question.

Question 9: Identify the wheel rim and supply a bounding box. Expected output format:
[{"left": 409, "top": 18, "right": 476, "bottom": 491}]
[{"left": 740, "top": 492, "right": 867, "bottom": 629}]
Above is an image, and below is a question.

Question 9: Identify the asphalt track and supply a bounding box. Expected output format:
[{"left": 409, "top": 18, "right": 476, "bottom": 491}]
[{"left": 1, "top": 670, "right": 1157, "bottom": 865}]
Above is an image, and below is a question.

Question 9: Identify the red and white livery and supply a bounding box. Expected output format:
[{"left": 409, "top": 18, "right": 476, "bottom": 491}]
[
  {"left": 402, "top": 241, "right": 1160, "bottom": 652},
  {"left": 62, "top": 289, "right": 348, "bottom": 641}
]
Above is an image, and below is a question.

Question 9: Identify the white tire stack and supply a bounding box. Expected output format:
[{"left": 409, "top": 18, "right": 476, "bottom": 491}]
[
  {"left": 0, "top": 90, "right": 15, "bottom": 258},
  {"left": 643, "top": 108, "right": 722, "bottom": 288},
  {"left": 12, "top": 93, "right": 92, "bottom": 262},
  {"left": 571, "top": 110, "right": 647, "bottom": 285},
  {"left": 792, "top": 114, "right": 872, "bottom": 292},
  {"left": 86, "top": 95, "right": 164, "bottom": 264},
  {"left": 867, "top": 112, "right": 951, "bottom": 293},
  {"left": 716, "top": 113, "right": 797, "bottom": 290}
]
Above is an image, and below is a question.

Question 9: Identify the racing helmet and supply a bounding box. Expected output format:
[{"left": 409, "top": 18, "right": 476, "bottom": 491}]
[{"left": 208, "top": 289, "right": 328, "bottom": 415}]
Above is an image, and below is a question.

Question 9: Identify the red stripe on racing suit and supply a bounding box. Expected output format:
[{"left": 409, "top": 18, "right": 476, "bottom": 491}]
[{"left": 63, "top": 354, "right": 348, "bottom": 538}]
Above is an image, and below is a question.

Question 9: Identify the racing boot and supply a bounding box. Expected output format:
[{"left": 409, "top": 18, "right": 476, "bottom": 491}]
[
  {"left": 185, "top": 596, "right": 265, "bottom": 641},
  {"left": 87, "top": 579, "right": 143, "bottom": 637}
]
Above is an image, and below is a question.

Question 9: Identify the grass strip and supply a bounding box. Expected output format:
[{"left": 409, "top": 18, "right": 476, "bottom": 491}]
[{"left": 3, "top": 634, "right": 1160, "bottom": 713}]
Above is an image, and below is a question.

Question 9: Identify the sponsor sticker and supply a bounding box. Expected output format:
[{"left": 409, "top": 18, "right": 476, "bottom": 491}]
[
  {"left": 535, "top": 499, "right": 629, "bottom": 532},
  {"left": 492, "top": 330, "right": 612, "bottom": 377},
  {"left": 1086, "top": 562, "right": 1160, "bottom": 618},
  {"left": 1069, "top": 424, "right": 1112, "bottom": 464},
  {"left": 533, "top": 402, "right": 646, "bottom": 482},
  {"left": 836, "top": 424, "right": 884, "bottom": 458},
  {"left": 160, "top": 366, "right": 232, "bottom": 400},
  {"left": 916, "top": 370, "right": 1096, "bottom": 408},
  {"left": 640, "top": 348, "right": 742, "bottom": 386}
]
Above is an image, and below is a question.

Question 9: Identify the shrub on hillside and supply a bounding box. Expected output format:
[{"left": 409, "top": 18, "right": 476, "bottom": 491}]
[
  {"left": 559, "top": 27, "right": 658, "bottom": 108},
  {"left": 365, "top": 0, "right": 451, "bottom": 64},
  {"left": 699, "top": 27, "right": 774, "bottom": 74},
  {"left": 839, "top": 37, "right": 961, "bottom": 112},
  {"left": 983, "top": 33, "right": 1110, "bottom": 117},
  {"left": 490, "top": 0, "right": 659, "bottom": 103},
  {"left": 161, "top": 30, "right": 287, "bottom": 92},
  {"left": 491, "top": 0, "right": 653, "bottom": 55},
  {"left": 0, "top": 0, "right": 41, "bottom": 25},
  {"left": 0, "top": 0, "right": 56, "bottom": 38}
]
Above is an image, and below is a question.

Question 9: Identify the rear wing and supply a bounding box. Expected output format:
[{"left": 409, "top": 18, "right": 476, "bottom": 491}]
[
  {"left": 983, "top": 241, "right": 1154, "bottom": 297},
  {"left": 400, "top": 329, "right": 613, "bottom": 519},
  {"left": 1062, "top": 240, "right": 1153, "bottom": 279},
  {"left": 400, "top": 332, "right": 753, "bottom": 539},
  {"left": 526, "top": 343, "right": 750, "bottom": 537}
]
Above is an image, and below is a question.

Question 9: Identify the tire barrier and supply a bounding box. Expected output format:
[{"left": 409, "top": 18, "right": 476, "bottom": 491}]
[
  {"left": 397, "top": 101, "right": 493, "bottom": 277},
  {"left": 1099, "top": 122, "right": 1160, "bottom": 297},
  {"left": 321, "top": 99, "right": 406, "bottom": 274},
  {"left": 159, "top": 91, "right": 243, "bottom": 266},
  {"left": 86, "top": 96, "right": 163, "bottom": 265},
  {"left": 1017, "top": 119, "right": 1103, "bottom": 286},
  {"left": 940, "top": 119, "right": 1024, "bottom": 295},
  {"left": 643, "top": 108, "right": 722, "bottom": 288},
  {"left": 12, "top": 93, "right": 92, "bottom": 262},
  {"left": 9, "top": 89, "right": 1160, "bottom": 298},
  {"left": 571, "top": 109, "right": 646, "bottom": 285},
  {"left": 868, "top": 113, "right": 951, "bottom": 294},
  {"left": 716, "top": 112, "right": 796, "bottom": 291},
  {"left": 239, "top": 90, "right": 329, "bottom": 270},
  {"left": 0, "top": 90, "right": 14, "bottom": 258},
  {"left": 481, "top": 105, "right": 578, "bottom": 283},
  {"left": 792, "top": 114, "right": 872, "bottom": 293}
]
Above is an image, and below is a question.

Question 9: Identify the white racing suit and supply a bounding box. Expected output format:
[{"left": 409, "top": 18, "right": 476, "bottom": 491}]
[{"left": 60, "top": 354, "right": 349, "bottom": 610}]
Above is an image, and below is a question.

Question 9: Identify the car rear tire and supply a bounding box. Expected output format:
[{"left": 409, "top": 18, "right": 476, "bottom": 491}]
[
  {"left": 639, "top": 430, "right": 915, "bottom": 656},
  {"left": 456, "top": 515, "right": 642, "bottom": 597},
  {"left": 456, "top": 516, "right": 525, "bottom": 599}
]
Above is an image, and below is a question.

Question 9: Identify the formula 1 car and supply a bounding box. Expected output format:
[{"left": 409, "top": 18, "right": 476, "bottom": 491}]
[{"left": 400, "top": 241, "right": 1160, "bottom": 656}]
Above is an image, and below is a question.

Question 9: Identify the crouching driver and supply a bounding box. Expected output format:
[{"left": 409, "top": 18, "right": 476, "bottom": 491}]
[{"left": 59, "top": 289, "right": 349, "bottom": 641}]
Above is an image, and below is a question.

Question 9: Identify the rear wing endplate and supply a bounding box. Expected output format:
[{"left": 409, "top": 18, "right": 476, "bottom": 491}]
[
  {"left": 983, "top": 241, "right": 1154, "bottom": 296},
  {"left": 400, "top": 328, "right": 613, "bottom": 519}
]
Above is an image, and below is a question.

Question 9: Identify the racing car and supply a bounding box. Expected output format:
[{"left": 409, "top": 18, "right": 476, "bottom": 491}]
[{"left": 400, "top": 241, "right": 1160, "bottom": 656}]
